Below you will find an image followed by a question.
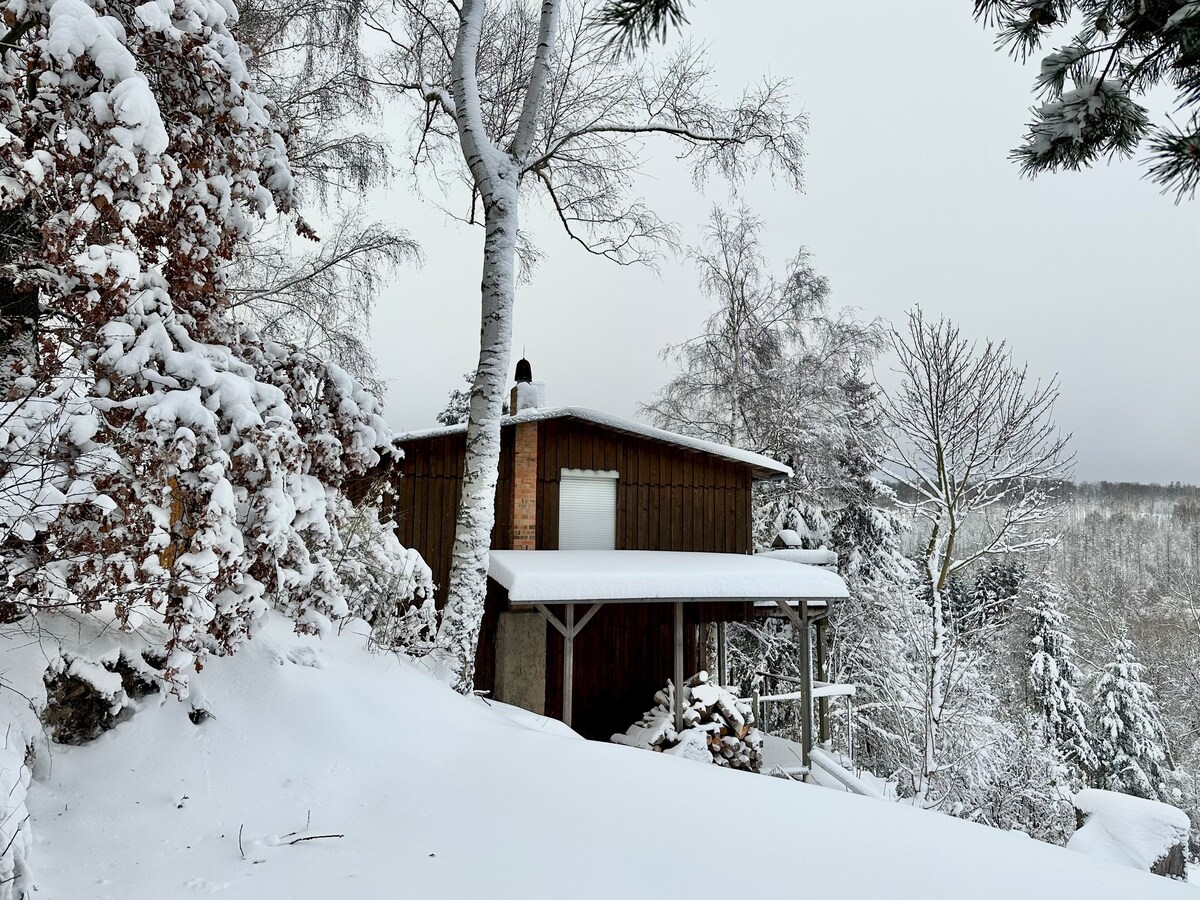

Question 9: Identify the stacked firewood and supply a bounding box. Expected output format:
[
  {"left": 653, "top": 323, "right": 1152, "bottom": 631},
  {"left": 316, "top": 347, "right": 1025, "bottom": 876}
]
[{"left": 611, "top": 671, "right": 764, "bottom": 773}]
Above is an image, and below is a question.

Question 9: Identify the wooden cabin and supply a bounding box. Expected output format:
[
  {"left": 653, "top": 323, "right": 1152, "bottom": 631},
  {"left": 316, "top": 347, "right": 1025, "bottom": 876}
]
[{"left": 393, "top": 362, "right": 847, "bottom": 749}]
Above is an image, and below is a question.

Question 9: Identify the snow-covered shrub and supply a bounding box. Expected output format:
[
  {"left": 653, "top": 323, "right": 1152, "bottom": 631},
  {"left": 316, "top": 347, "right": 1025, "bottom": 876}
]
[
  {"left": 612, "top": 672, "right": 764, "bottom": 772},
  {"left": 336, "top": 488, "right": 437, "bottom": 654},
  {"left": 0, "top": 0, "right": 426, "bottom": 693}
]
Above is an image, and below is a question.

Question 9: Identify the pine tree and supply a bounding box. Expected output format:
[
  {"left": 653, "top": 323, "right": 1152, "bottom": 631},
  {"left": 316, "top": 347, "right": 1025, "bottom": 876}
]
[
  {"left": 1092, "top": 638, "right": 1172, "bottom": 800},
  {"left": 1025, "top": 579, "right": 1096, "bottom": 775},
  {"left": 975, "top": 0, "right": 1200, "bottom": 199}
]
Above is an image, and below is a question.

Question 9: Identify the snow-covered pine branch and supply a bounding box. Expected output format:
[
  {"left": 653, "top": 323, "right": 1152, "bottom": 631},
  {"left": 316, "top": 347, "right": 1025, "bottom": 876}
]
[{"left": 974, "top": 0, "right": 1200, "bottom": 199}]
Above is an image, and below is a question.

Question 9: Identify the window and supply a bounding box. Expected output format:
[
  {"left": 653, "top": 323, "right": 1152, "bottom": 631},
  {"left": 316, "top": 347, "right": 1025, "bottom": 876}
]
[{"left": 558, "top": 468, "right": 618, "bottom": 550}]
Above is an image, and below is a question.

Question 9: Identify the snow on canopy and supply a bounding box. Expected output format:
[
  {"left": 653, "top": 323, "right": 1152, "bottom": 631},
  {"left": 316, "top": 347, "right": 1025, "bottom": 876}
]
[
  {"left": 400, "top": 406, "right": 793, "bottom": 478},
  {"left": 757, "top": 548, "right": 840, "bottom": 566},
  {"left": 1067, "top": 789, "right": 1190, "bottom": 872},
  {"left": 488, "top": 550, "right": 849, "bottom": 604}
]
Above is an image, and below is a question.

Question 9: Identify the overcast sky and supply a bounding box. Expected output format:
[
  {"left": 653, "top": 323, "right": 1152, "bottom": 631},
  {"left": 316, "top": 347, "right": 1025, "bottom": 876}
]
[{"left": 366, "top": 2, "right": 1200, "bottom": 484}]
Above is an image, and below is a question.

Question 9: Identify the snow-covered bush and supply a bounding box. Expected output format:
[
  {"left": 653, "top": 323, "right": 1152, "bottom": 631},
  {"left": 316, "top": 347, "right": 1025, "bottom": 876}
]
[
  {"left": 612, "top": 672, "right": 764, "bottom": 772},
  {"left": 0, "top": 0, "right": 426, "bottom": 693}
]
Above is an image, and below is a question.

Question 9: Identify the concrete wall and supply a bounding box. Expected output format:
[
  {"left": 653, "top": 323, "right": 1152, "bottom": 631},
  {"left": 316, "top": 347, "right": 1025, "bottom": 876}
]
[{"left": 493, "top": 610, "right": 546, "bottom": 715}]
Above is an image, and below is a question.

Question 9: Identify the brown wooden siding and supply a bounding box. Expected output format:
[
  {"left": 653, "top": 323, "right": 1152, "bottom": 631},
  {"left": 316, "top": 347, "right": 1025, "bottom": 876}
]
[
  {"left": 535, "top": 418, "right": 753, "bottom": 554},
  {"left": 397, "top": 418, "right": 756, "bottom": 604},
  {"left": 394, "top": 428, "right": 513, "bottom": 606}
]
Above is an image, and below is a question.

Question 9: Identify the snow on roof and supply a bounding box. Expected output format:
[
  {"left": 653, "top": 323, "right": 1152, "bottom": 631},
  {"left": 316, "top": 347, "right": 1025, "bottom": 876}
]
[
  {"left": 399, "top": 406, "right": 792, "bottom": 478},
  {"left": 774, "top": 528, "right": 804, "bottom": 547},
  {"left": 488, "top": 550, "right": 848, "bottom": 605},
  {"left": 758, "top": 548, "right": 840, "bottom": 567},
  {"left": 1067, "top": 789, "right": 1190, "bottom": 872}
]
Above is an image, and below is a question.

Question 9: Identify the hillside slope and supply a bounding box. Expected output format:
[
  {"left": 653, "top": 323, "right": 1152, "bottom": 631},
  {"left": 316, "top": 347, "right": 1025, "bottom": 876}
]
[{"left": 9, "top": 617, "right": 1194, "bottom": 899}]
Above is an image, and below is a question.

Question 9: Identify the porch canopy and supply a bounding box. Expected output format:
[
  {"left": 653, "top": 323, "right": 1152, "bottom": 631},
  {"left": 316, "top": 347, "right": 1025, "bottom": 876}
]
[
  {"left": 488, "top": 550, "right": 848, "bottom": 747},
  {"left": 488, "top": 550, "right": 848, "bottom": 606}
]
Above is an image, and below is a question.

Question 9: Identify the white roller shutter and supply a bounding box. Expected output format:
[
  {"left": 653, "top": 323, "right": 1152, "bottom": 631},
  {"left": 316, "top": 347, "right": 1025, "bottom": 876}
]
[{"left": 558, "top": 469, "right": 618, "bottom": 550}]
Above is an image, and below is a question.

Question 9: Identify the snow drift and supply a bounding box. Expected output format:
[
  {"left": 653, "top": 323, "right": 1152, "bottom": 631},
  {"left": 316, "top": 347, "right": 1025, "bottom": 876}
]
[{"left": 3, "top": 613, "right": 1194, "bottom": 899}]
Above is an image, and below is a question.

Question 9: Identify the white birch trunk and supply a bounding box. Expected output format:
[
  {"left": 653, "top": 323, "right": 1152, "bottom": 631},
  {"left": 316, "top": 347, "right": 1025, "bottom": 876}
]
[
  {"left": 433, "top": 0, "right": 559, "bottom": 691},
  {"left": 437, "top": 199, "right": 518, "bottom": 689}
]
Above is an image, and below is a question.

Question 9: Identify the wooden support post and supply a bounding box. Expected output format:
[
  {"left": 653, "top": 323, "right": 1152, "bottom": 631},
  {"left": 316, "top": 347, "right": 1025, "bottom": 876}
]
[
  {"left": 816, "top": 615, "right": 830, "bottom": 746},
  {"left": 563, "top": 603, "right": 575, "bottom": 728},
  {"left": 674, "top": 600, "right": 684, "bottom": 733},
  {"left": 717, "top": 621, "right": 727, "bottom": 687},
  {"left": 799, "top": 600, "right": 813, "bottom": 767},
  {"left": 531, "top": 603, "right": 600, "bottom": 731}
]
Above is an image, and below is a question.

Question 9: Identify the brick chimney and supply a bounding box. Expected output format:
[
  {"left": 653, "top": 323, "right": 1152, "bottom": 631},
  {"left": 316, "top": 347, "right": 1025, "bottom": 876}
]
[{"left": 510, "top": 357, "right": 539, "bottom": 550}]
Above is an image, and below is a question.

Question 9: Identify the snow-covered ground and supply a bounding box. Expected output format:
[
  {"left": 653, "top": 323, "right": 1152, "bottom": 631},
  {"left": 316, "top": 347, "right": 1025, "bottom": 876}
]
[{"left": 8, "top": 616, "right": 1196, "bottom": 899}]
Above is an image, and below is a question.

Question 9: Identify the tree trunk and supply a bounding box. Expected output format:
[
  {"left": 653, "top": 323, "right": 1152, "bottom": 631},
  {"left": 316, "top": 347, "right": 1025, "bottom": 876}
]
[
  {"left": 436, "top": 192, "right": 519, "bottom": 690},
  {"left": 431, "top": 0, "right": 561, "bottom": 691},
  {"left": 918, "top": 556, "right": 947, "bottom": 804}
]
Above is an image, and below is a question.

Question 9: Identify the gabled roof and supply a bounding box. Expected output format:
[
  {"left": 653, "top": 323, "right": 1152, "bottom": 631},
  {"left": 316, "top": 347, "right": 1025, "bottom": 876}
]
[
  {"left": 398, "top": 406, "right": 791, "bottom": 480},
  {"left": 488, "top": 550, "right": 848, "bottom": 605}
]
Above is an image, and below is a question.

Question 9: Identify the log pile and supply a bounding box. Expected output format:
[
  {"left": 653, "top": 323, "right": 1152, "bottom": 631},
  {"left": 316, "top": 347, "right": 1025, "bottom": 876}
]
[{"left": 611, "top": 671, "right": 764, "bottom": 773}]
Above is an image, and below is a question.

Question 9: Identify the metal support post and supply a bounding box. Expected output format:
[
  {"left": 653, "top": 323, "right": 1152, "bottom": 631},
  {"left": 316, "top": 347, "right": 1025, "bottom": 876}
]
[
  {"left": 799, "top": 600, "right": 813, "bottom": 767},
  {"left": 717, "top": 621, "right": 727, "bottom": 687},
  {"left": 673, "top": 600, "right": 685, "bottom": 733},
  {"left": 816, "top": 615, "right": 830, "bottom": 745}
]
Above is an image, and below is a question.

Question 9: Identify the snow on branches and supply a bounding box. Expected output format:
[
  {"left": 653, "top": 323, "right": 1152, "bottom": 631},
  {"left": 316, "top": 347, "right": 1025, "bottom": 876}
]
[
  {"left": 1092, "top": 638, "right": 1173, "bottom": 802},
  {"left": 0, "top": 0, "right": 428, "bottom": 692}
]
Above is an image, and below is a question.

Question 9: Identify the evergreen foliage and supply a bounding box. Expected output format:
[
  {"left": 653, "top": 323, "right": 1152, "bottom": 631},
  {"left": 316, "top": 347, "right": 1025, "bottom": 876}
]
[
  {"left": 1025, "top": 579, "right": 1097, "bottom": 775},
  {"left": 597, "top": 0, "right": 690, "bottom": 55},
  {"left": 437, "top": 370, "right": 508, "bottom": 426},
  {"left": 954, "top": 559, "right": 1027, "bottom": 635},
  {"left": 1092, "top": 638, "right": 1172, "bottom": 800},
  {"left": 975, "top": 0, "right": 1200, "bottom": 199}
]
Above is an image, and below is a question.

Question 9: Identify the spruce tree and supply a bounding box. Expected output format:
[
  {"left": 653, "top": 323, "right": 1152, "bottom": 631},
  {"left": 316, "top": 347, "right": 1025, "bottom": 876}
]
[
  {"left": 958, "top": 559, "right": 1026, "bottom": 635},
  {"left": 827, "top": 358, "right": 921, "bottom": 780},
  {"left": 1092, "top": 638, "right": 1172, "bottom": 800},
  {"left": 829, "top": 357, "right": 908, "bottom": 588},
  {"left": 1025, "top": 580, "right": 1096, "bottom": 775}
]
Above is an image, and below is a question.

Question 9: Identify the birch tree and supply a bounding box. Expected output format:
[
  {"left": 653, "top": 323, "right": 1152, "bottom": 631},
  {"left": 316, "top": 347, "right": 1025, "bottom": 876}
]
[
  {"left": 881, "top": 309, "right": 1072, "bottom": 803},
  {"left": 644, "top": 207, "right": 881, "bottom": 504},
  {"left": 379, "top": 1, "right": 807, "bottom": 688}
]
